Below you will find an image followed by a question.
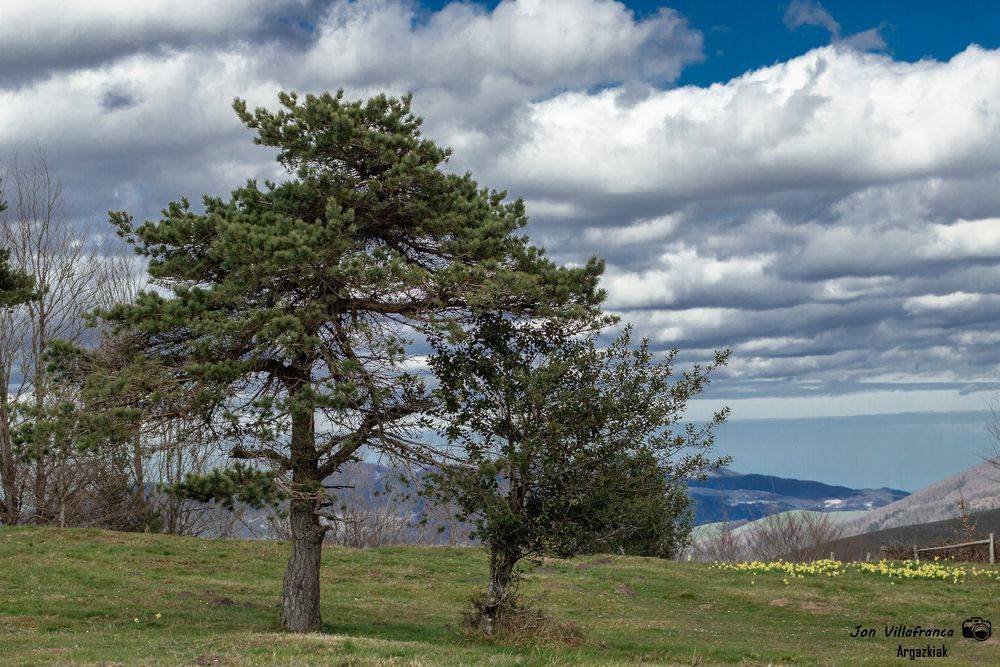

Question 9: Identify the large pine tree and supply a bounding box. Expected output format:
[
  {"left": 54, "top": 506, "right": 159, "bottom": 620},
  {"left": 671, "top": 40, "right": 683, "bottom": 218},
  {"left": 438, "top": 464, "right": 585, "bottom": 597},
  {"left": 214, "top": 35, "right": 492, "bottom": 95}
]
[{"left": 98, "top": 91, "right": 605, "bottom": 631}]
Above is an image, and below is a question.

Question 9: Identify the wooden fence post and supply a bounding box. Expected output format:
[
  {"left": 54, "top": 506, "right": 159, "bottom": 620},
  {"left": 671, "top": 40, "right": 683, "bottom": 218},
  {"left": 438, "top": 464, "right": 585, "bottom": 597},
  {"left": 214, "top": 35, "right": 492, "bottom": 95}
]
[
  {"left": 913, "top": 545, "right": 919, "bottom": 562},
  {"left": 990, "top": 533, "right": 995, "bottom": 565}
]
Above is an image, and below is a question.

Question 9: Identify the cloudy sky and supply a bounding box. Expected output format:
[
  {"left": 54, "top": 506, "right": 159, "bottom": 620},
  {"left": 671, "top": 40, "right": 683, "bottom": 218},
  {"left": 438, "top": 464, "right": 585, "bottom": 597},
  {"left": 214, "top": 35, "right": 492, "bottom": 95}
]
[{"left": 3, "top": 0, "right": 1000, "bottom": 488}]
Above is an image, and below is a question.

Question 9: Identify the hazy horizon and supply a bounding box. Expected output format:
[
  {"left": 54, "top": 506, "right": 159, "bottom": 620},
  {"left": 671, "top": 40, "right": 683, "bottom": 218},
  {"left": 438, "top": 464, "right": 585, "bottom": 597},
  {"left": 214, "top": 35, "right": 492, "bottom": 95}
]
[{"left": 712, "top": 410, "right": 995, "bottom": 492}]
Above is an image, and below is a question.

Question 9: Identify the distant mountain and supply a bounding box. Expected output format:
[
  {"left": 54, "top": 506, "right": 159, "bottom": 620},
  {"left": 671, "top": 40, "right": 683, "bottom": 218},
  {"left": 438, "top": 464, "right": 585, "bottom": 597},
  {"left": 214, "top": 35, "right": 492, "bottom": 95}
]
[
  {"left": 838, "top": 461, "right": 1000, "bottom": 538},
  {"left": 688, "top": 469, "right": 908, "bottom": 525},
  {"left": 232, "top": 463, "right": 916, "bottom": 538}
]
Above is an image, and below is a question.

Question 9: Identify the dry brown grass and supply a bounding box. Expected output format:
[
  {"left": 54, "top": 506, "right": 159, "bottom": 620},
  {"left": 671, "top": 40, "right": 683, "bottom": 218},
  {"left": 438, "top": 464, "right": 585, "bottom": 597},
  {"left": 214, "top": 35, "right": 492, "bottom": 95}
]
[{"left": 460, "top": 585, "right": 584, "bottom": 646}]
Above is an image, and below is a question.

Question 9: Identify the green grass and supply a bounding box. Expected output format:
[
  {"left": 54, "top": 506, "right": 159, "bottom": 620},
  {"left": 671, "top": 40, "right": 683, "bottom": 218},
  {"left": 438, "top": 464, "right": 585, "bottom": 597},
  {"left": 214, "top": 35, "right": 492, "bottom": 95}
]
[{"left": 1, "top": 527, "right": 998, "bottom": 665}]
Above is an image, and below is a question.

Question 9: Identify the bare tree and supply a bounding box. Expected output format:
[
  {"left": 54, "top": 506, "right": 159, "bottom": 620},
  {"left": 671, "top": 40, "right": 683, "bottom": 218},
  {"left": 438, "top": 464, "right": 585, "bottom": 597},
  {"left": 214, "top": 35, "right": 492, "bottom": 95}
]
[
  {"left": 0, "top": 302, "right": 27, "bottom": 524},
  {"left": 321, "top": 462, "right": 421, "bottom": 548},
  {"left": 0, "top": 175, "right": 32, "bottom": 524},
  {"left": 690, "top": 519, "right": 745, "bottom": 562},
  {"left": 744, "top": 511, "right": 843, "bottom": 562},
  {"left": 416, "top": 489, "right": 474, "bottom": 547},
  {"left": 0, "top": 151, "right": 154, "bottom": 526},
  {"left": 148, "top": 420, "right": 240, "bottom": 537},
  {"left": 0, "top": 152, "right": 102, "bottom": 522},
  {"left": 1, "top": 151, "right": 232, "bottom": 533}
]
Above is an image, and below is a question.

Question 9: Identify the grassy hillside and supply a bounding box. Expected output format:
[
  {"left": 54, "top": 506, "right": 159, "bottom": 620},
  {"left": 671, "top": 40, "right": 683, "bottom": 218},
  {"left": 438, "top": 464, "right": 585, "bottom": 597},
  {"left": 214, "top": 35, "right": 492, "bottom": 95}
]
[
  {"left": 691, "top": 510, "right": 868, "bottom": 542},
  {"left": 1, "top": 527, "right": 998, "bottom": 666},
  {"left": 827, "top": 507, "right": 1000, "bottom": 562}
]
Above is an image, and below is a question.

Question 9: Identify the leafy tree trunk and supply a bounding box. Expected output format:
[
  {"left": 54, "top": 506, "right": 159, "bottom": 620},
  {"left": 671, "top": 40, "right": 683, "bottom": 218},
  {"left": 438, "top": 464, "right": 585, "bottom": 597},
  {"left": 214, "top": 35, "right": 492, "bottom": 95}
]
[
  {"left": 280, "top": 405, "right": 326, "bottom": 632},
  {"left": 483, "top": 548, "right": 517, "bottom": 632}
]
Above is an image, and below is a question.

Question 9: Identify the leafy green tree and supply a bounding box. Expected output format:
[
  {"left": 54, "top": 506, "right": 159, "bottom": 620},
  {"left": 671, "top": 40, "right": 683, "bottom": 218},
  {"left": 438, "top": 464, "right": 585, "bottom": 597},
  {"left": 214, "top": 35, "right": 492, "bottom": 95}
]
[
  {"left": 429, "top": 320, "right": 728, "bottom": 630},
  {"left": 0, "top": 248, "right": 33, "bottom": 308},
  {"left": 95, "top": 91, "right": 605, "bottom": 631},
  {"left": 0, "top": 186, "right": 33, "bottom": 308},
  {"left": 584, "top": 448, "right": 695, "bottom": 559}
]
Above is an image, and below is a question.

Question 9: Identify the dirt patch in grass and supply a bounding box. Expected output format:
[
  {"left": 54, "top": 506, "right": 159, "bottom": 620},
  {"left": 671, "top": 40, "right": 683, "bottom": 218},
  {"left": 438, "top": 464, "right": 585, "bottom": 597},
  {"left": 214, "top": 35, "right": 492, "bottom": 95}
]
[
  {"left": 575, "top": 557, "right": 613, "bottom": 570},
  {"left": 770, "top": 596, "right": 844, "bottom": 614},
  {"left": 799, "top": 599, "right": 844, "bottom": 614},
  {"left": 614, "top": 584, "right": 636, "bottom": 598},
  {"left": 175, "top": 590, "right": 260, "bottom": 608}
]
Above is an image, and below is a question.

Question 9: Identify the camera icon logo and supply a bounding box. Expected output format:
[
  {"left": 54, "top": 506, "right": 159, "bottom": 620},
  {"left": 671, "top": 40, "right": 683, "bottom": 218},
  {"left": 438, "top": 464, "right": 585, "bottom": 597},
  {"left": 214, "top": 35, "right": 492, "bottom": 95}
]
[{"left": 962, "top": 617, "right": 991, "bottom": 642}]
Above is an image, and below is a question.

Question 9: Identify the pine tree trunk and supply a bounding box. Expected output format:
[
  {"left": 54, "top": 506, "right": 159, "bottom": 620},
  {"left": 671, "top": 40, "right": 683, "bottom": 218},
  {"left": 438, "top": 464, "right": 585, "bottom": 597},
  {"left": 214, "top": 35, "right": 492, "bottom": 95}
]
[
  {"left": 280, "top": 498, "right": 326, "bottom": 632},
  {"left": 279, "top": 403, "right": 326, "bottom": 632},
  {"left": 482, "top": 549, "right": 517, "bottom": 633}
]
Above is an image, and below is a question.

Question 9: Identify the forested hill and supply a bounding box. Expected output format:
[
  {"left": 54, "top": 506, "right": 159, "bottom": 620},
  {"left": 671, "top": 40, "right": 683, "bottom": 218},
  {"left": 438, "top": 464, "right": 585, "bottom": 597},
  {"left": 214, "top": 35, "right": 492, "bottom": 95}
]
[
  {"left": 688, "top": 469, "right": 908, "bottom": 524},
  {"left": 689, "top": 471, "right": 863, "bottom": 497}
]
